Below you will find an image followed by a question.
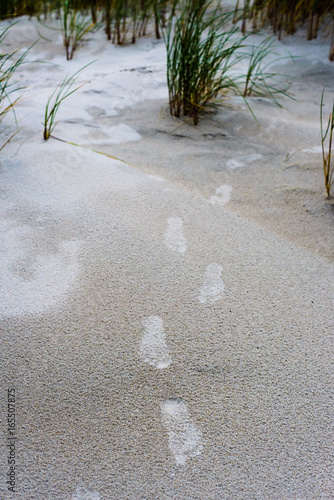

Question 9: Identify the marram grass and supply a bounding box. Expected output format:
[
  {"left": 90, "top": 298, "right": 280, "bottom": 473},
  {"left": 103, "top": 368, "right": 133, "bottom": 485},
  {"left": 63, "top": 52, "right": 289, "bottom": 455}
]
[
  {"left": 39, "top": 1, "right": 97, "bottom": 60},
  {"left": 161, "top": 0, "right": 294, "bottom": 124},
  {"left": 162, "top": 0, "right": 246, "bottom": 125},
  {"left": 0, "top": 0, "right": 174, "bottom": 46},
  {"left": 0, "top": 23, "right": 30, "bottom": 124},
  {"left": 239, "top": 0, "right": 334, "bottom": 60},
  {"left": 320, "top": 89, "right": 334, "bottom": 197},
  {"left": 241, "top": 36, "right": 294, "bottom": 107},
  {"left": 43, "top": 64, "right": 90, "bottom": 140},
  {"left": 60, "top": 0, "right": 96, "bottom": 60}
]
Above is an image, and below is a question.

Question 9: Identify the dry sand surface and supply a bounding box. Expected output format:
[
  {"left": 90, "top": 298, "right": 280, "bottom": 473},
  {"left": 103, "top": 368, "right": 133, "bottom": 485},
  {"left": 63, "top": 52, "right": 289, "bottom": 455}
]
[{"left": 0, "top": 16, "right": 334, "bottom": 500}]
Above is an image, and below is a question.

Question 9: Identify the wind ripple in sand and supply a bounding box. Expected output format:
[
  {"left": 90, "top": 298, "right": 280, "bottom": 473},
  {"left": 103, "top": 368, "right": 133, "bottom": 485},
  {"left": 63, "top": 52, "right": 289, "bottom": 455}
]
[
  {"left": 161, "top": 398, "right": 203, "bottom": 465},
  {"left": 209, "top": 185, "right": 233, "bottom": 206},
  {"left": 198, "top": 264, "right": 224, "bottom": 304},
  {"left": 140, "top": 316, "right": 171, "bottom": 369},
  {"left": 164, "top": 217, "right": 187, "bottom": 253}
]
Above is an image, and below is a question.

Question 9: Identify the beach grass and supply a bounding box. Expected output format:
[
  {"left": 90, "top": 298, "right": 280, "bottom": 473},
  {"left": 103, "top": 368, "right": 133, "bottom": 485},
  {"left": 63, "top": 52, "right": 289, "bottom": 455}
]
[
  {"left": 0, "top": 23, "right": 30, "bottom": 124},
  {"left": 161, "top": 0, "right": 295, "bottom": 124},
  {"left": 43, "top": 65, "right": 89, "bottom": 140},
  {"left": 241, "top": 36, "right": 294, "bottom": 107},
  {"left": 162, "top": 0, "right": 247, "bottom": 125},
  {"left": 240, "top": 0, "right": 334, "bottom": 60},
  {"left": 1, "top": 1, "right": 172, "bottom": 44},
  {"left": 60, "top": 0, "right": 96, "bottom": 60},
  {"left": 320, "top": 89, "right": 334, "bottom": 197}
]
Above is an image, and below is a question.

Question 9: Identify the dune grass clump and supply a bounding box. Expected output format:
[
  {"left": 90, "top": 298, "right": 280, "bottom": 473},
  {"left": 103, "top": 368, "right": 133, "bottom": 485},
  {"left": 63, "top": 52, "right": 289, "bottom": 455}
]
[
  {"left": 162, "top": 0, "right": 293, "bottom": 124},
  {"left": 0, "top": 24, "right": 29, "bottom": 123},
  {"left": 43, "top": 66, "right": 88, "bottom": 140},
  {"left": 0, "top": 0, "right": 44, "bottom": 19},
  {"left": 105, "top": 0, "right": 129, "bottom": 44},
  {"left": 320, "top": 90, "right": 334, "bottom": 197},
  {"left": 59, "top": 0, "right": 96, "bottom": 60},
  {"left": 104, "top": 0, "right": 169, "bottom": 44},
  {"left": 162, "top": 0, "right": 247, "bottom": 125},
  {"left": 0, "top": 23, "right": 32, "bottom": 151},
  {"left": 38, "top": 1, "right": 98, "bottom": 59},
  {"left": 7, "top": 0, "right": 174, "bottom": 47},
  {"left": 239, "top": 0, "right": 334, "bottom": 60},
  {"left": 1, "top": 1, "right": 98, "bottom": 20},
  {"left": 330, "top": 14, "right": 334, "bottom": 61},
  {"left": 242, "top": 36, "right": 293, "bottom": 106},
  {"left": 0, "top": 0, "right": 191, "bottom": 48}
]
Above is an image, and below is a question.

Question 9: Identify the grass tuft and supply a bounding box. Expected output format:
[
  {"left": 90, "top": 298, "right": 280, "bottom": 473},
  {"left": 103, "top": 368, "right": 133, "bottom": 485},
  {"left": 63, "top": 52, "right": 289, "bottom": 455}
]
[
  {"left": 240, "top": 0, "right": 334, "bottom": 60},
  {"left": 242, "top": 36, "right": 294, "bottom": 107},
  {"left": 60, "top": 0, "right": 96, "bottom": 60},
  {"left": 320, "top": 89, "right": 334, "bottom": 197},
  {"left": 162, "top": 0, "right": 247, "bottom": 125},
  {"left": 161, "top": 1, "right": 294, "bottom": 124},
  {"left": 0, "top": 24, "right": 30, "bottom": 124},
  {"left": 43, "top": 64, "right": 91, "bottom": 141}
]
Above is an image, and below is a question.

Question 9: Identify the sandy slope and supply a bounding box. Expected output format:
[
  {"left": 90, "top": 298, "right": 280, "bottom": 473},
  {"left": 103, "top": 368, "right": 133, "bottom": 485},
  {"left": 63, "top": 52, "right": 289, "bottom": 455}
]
[{"left": 0, "top": 17, "right": 333, "bottom": 500}]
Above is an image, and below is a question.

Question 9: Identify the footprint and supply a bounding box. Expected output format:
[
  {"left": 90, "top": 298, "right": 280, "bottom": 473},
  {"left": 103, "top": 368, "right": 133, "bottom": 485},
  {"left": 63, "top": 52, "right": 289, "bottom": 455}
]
[
  {"left": 198, "top": 264, "right": 224, "bottom": 304},
  {"left": 140, "top": 316, "right": 171, "bottom": 369},
  {"left": 209, "top": 185, "right": 232, "bottom": 206},
  {"left": 302, "top": 145, "right": 323, "bottom": 154},
  {"left": 83, "top": 123, "right": 141, "bottom": 145},
  {"left": 71, "top": 485, "right": 100, "bottom": 500},
  {"left": 160, "top": 398, "right": 203, "bottom": 465},
  {"left": 0, "top": 222, "right": 80, "bottom": 316},
  {"left": 227, "top": 153, "right": 263, "bottom": 169},
  {"left": 227, "top": 158, "right": 245, "bottom": 169},
  {"left": 164, "top": 217, "right": 187, "bottom": 253}
]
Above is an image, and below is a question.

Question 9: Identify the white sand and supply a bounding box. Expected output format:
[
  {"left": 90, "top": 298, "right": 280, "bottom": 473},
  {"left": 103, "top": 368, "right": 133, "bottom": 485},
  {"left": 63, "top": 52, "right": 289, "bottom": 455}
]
[{"left": 0, "top": 16, "right": 333, "bottom": 500}]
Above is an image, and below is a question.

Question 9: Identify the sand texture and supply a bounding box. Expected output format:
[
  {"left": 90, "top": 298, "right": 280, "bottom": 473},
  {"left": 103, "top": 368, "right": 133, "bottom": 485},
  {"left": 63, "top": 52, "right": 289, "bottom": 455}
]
[{"left": 0, "top": 16, "right": 334, "bottom": 500}]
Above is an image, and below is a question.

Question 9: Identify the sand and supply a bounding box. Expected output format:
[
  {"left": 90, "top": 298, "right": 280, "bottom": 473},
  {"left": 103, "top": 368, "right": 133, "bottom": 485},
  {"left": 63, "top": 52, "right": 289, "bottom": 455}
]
[{"left": 0, "top": 15, "right": 333, "bottom": 500}]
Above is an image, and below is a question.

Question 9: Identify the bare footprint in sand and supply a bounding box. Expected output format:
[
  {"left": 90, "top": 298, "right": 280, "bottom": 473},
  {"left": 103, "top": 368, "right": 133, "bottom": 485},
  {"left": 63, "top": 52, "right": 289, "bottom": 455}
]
[
  {"left": 0, "top": 222, "right": 80, "bottom": 316},
  {"left": 161, "top": 398, "right": 203, "bottom": 465},
  {"left": 227, "top": 153, "right": 263, "bottom": 170},
  {"left": 209, "top": 185, "right": 233, "bottom": 206},
  {"left": 140, "top": 316, "right": 171, "bottom": 369},
  {"left": 164, "top": 217, "right": 187, "bottom": 253},
  {"left": 71, "top": 485, "right": 100, "bottom": 499},
  {"left": 198, "top": 264, "right": 224, "bottom": 304}
]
